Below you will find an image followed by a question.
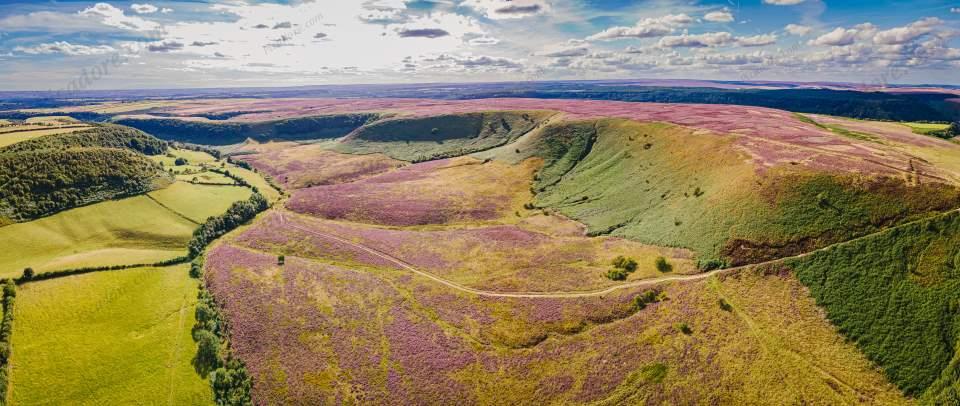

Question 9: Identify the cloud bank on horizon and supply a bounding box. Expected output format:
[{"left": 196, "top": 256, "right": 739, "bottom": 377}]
[{"left": 0, "top": 0, "right": 958, "bottom": 90}]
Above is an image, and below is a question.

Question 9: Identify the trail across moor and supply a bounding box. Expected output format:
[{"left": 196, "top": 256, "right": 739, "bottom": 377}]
[{"left": 276, "top": 208, "right": 960, "bottom": 299}]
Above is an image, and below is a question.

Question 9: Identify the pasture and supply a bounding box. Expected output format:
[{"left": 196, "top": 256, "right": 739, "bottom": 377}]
[
  {"left": 8, "top": 265, "right": 212, "bottom": 405},
  {"left": 902, "top": 122, "right": 950, "bottom": 135},
  {"left": 0, "top": 123, "right": 93, "bottom": 148},
  {"left": 148, "top": 182, "right": 252, "bottom": 223},
  {"left": 0, "top": 195, "right": 195, "bottom": 278}
]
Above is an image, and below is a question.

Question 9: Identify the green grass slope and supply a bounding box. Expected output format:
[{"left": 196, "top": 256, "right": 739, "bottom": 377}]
[
  {"left": 9, "top": 265, "right": 212, "bottom": 405},
  {"left": 785, "top": 210, "right": 960, "bottom": 398},
  {"left": 526, "top": 119, "right": 960, "bottom": 267},
  {"left": 114, "top": 113, "right": 378, "bottom": 145},
  {"left": 0, "top": 194, "right": 196, "bottom": 278},
  {"left": 335, "top": 111, "right": 551, "bottom": 161},
  {"left": 147, "top": 182, "right": 252, "bottom": 223}
]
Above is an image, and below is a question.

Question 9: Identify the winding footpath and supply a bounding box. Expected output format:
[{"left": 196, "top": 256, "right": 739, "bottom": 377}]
[{"left": 276, "top": 208, "right": 960, "bottom": 299}]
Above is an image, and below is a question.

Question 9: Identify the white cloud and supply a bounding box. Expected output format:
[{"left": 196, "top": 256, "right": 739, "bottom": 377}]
[
  {"left": 785, "top": 24, "right": 811, "bottom": 36},
  {"left": 699, "top": 52, "right": 765, "bottom": 65},
  {"left": 951, "top": 8, "right": 960, "bottom": 13},
  {"left": 809, "top": 27, "right": 859, "bottom": 46},
  {"left": 130, "top": 4, "right": 158, "bottom": 14},
  {"left": 14, "top": 41, "right": 116, "bottom": 56},
  {"left": 587, "top": 14, "right": 693, "bottom": 41},
  {"left": 463, "top": 0, "right": 550, "bottom": 20},
  {"left": 763, "top": 0, "right": 807, "bottom": 5},
  {"left": 0, "top": 11, "right": 126, "bottom": 33},
  {"left": 658, "top": 32, "right": 734, "bottom": 48},
  {"left": 737, "top": 34, "right": 777, "bottom": 47},
  {"left": 873, "top": 17, "right": 941, "bottom": 45},
  {"left": 79, "top": 2, "right": 160, "bottom": 31},
  {"left": 539, "top": 47, "right": 590, "bottom": 57},
  {"left": 704, "top": 10, "right": 734, "bottom": 23}
]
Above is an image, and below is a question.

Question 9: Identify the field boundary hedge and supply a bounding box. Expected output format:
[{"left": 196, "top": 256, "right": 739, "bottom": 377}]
[{"left": 0, "top": 279, "right": 15, "bottom": 405}]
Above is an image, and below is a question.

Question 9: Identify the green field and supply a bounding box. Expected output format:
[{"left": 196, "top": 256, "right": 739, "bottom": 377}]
[
  {"left": 902, "top": 122, "right": 950, "bottom": 135},
  {"left": 153, "top": 147, "right": 281, "bottom": 202},
  {"left": 228, "top": 165, "right": 282, "bottom": 202},
  {"left": 0, "top": 195, "right": 195, "bottom": 278},
  {"left": 0, "top": 126, "right": 92, "bottom": 148},
  {"left": 8, "top": 265, "right": 212, "bottom": 405},
  {"left": 153, "top": 148, "right": 219, "bottom": 166},
  {"left": 148, "top": 182, "right": 252, "bottom": 223}
]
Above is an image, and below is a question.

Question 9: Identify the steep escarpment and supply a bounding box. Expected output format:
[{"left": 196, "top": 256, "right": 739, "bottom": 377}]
[
  {"left": 114, "top": 113, "right": 379, "bottom": 145},
  {"left": 335, "top": 111, "right": 552, "bottom": 162},
  {"left": 522, "top": 119, "right": 960, "bottom": 268}
]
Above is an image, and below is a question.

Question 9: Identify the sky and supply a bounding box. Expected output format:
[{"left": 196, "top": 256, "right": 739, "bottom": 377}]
[{"left": 0, "top": 0, "right": 958, "bottom": 91}]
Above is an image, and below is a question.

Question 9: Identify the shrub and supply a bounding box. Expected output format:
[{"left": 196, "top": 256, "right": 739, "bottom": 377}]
[
  {"left": 676, "top": 322, "right": 692, "bottom": 335},
  {"left": 21, "top": 267, "right": 34, "bottom": 281},
  {"left": 193, "top": 329, "right": 222, "bottom": 375},
  {"left": 278, "top": 255, "right": 285, "bottom": 266},
  {"left": 718, "top": 299, "right": 733, "bottom": 312},
  {"left": 698, "top": 258, "right": 726, "bottom": 271},
  {"left": 612, "top": 256, "right": 638, "bottom": 272},
  {"left": 174, "top": 157, "right": 188, "bottom": 166},
  {"left": 606, "top": 268, "right": 628, "bottom": 281},
  {"left": 633, "top": 289, "right": 661, "bottom": 310},
  {"left": 189, "top": 262, "right": 202, "bottom": 279},
  {"left": 655, "top": 256, "right": 673, "bottom": 273}
]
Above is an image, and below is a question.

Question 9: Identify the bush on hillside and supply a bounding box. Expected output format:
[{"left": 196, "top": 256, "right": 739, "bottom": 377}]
[{"left": 655, "top": 256, "right": 673, "bottom": 273}]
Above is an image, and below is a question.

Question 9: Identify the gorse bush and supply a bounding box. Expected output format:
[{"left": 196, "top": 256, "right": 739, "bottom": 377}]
[
  {"left": 606, "top": 255, "right": 640, "bottom": 281},
  {"left": 655, "top": 257, "right": 673, "bottom": 273}
]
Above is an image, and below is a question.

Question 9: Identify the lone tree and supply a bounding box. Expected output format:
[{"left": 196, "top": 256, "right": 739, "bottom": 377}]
[
  {"left": 278, "top": 255, "right": 285, "bottom": 266},
  {"left": 174, "top": 157, "right": 188, "bottom": 166},
  {"left": 22, "top": 267, "right": 34, "bottom": 280},
  {"left": 655, "top": 256, "right": 673, "bottom": 273},
  {"left": 947, "top": 122, "right": 960, "bottom": 137}
]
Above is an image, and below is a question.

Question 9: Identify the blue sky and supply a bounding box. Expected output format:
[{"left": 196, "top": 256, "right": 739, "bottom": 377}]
[{"left": 0, "top": 0, "right": 958, "bottom": 90}]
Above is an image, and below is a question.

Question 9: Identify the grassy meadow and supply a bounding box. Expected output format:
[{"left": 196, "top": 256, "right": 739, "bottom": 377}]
[
  {"left": 0, "top": 195, "right": 195, "bottom": 278},
  {"left": 8, "top": 265, "right": 212, "bottom": 405},
  {"left": 148, "top": 182, "right": 252, "bottom": 223},
  {"left": 902, "top": 122, "right": 950, "bottom": 135}
]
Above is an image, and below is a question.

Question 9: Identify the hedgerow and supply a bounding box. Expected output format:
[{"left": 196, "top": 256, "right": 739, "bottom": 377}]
[{"left": 0, "top": 279, "right": 15, "bottom": 403}]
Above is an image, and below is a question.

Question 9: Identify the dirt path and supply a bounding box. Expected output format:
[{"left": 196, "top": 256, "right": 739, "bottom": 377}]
[{"left": 276, "top": 208, "right": 959, "bottom": 298}]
